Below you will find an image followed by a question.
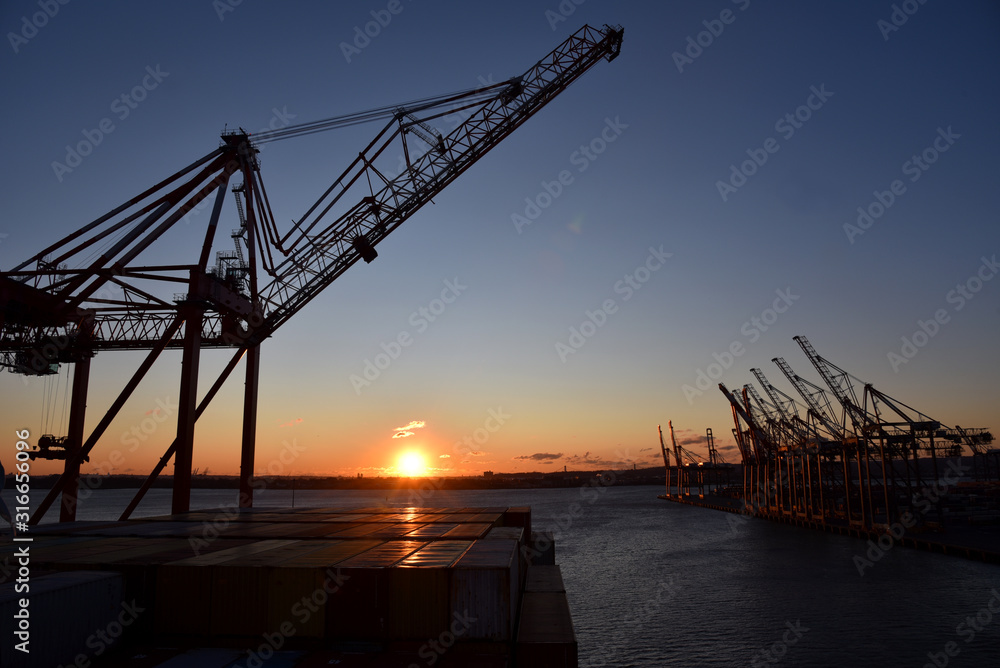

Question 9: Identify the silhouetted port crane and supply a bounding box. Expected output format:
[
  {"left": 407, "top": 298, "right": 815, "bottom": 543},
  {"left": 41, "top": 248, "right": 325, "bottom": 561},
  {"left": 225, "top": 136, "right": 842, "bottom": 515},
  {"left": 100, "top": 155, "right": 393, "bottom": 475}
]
[
  {"left": 706, "top": 428, "right": 725, "bottom": 465},
  {"left": 658, "top": 424, "right": 671, "bottom": 469},
  {"left": 658, "top": 420, "right": 733, "bottom": 497},
  {"left": 668, "top": 421, "right": 699, "bottom": 466},
  {"left": 720, "top": 337, "right": 994, "bottom": 530},
  {"left": 772, "top": 356, "right": 843, "bottom": 441},
  {"left": 719, "top": 382, "right": 773, "bottom": 511},
  {"left": 0, "top": 24, "right": 624, "bottom": 523},
  {"left": 751, "top": 367, "right": 815, "bottom": 445}
]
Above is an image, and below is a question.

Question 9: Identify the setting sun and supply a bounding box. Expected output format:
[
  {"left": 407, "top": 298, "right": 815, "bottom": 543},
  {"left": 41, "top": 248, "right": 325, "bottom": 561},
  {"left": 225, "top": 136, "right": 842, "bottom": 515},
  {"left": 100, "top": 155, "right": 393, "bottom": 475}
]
[{"left": 397, "top": 451, "right": 427, "bottom": 477}]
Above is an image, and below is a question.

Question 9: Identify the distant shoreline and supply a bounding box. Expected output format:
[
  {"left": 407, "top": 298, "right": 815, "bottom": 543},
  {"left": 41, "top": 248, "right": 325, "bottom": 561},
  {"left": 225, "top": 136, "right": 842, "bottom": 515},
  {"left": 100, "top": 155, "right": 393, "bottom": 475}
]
[{"left": 4, "top": 467, "right": 667, "bottom": 491}]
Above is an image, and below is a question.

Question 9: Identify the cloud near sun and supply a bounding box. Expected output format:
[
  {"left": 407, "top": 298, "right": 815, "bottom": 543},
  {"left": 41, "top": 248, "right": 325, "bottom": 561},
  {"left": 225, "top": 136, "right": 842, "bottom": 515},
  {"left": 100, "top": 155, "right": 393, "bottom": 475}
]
[{"left": 392, "top": 420, "right": 426, "bottom": 439}]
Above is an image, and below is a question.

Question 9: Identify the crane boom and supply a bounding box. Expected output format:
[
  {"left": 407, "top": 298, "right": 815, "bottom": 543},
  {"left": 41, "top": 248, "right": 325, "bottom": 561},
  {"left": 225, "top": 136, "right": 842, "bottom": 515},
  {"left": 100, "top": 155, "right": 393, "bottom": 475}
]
[
  {"left": 658, "top": 424, "right": 672, "bottom": 469},
  {"left": 772, "top": 357, "right": 843, "bottom": 439},
  {"left": 743, "top": 383, "right": 773, "bottom": 425},
  {"left": 751, "top": 366, "right": 816, "bottom": 443},
  {"left": 718, "top": 382, "right": 768, "bottom": 462},
  {"left": 793, "top": 335, "right": 871, "bottom": 431},
  {"left": 2, "top": 25, "right": 625, "bottom": 523},
  {"left": 0, "top": 24, "right": 624, "bottom": 365},
  {"left": 250, "top": 24, "right": 623, "bottom": 345},
  {"left": 668, "top": 419, "right": 703, "bottom": 465},
  {"left": 751, "top": 367, "right": 797, "bottom": 424}
]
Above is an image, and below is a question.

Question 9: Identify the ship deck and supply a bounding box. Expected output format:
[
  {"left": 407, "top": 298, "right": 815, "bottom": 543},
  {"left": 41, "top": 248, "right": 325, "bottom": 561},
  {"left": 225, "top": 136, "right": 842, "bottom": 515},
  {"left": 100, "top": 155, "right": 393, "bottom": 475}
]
[{"left": 0, "top": 505, "right": 575, "bottom": 668}]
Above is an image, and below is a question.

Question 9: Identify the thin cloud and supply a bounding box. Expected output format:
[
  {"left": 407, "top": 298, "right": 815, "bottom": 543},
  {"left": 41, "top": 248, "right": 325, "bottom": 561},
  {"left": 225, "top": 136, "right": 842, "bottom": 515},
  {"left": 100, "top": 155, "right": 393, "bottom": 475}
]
[
  {"left": 392, "top": 420, "right": 426, "bottom": 439},
  {"left": 513, "top": 453, "right": 563, "bottom": 461},
  {"left": 439, "top": 454, "right": 450, "bottom": 458},
  {"left": 279, "top": 417, "right": 304, "bottom": 428},
  {"left": 564, "top": 451, "right": 632, "bottom": 468},
  {"left": 669, "top": 427, "right": 706, "bottom": 447}
]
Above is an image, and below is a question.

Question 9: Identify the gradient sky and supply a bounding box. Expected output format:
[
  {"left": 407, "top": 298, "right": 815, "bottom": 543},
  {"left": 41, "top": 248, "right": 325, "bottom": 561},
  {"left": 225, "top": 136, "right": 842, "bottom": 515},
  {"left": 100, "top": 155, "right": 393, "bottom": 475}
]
[{"left": 2, "top": 1, "right": 998, "bottom": 480}]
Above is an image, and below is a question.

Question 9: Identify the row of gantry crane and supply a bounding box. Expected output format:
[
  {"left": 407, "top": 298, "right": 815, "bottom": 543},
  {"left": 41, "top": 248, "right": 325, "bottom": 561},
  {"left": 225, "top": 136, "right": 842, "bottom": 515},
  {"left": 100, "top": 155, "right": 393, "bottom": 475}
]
[{"left": 664, "top": 335, "right": 996, "bottom": 532}]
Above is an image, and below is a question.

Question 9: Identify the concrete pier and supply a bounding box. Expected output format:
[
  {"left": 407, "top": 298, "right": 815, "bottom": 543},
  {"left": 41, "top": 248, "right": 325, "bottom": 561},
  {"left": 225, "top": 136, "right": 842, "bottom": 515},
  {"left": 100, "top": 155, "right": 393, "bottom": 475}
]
[{"left": 659, "top": 493, "right": 1000, "bottom": 565}]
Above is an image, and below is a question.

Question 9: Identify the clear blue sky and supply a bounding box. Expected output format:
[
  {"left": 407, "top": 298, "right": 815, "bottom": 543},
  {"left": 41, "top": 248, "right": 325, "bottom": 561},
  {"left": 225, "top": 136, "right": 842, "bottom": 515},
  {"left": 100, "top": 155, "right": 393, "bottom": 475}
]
[{"left": 2, "top": 0, "right": 998, "bottom": 476}]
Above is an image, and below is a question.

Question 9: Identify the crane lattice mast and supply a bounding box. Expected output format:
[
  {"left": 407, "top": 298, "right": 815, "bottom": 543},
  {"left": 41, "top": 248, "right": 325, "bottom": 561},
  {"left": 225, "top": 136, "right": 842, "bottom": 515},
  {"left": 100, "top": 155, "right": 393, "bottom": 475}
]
[
  {"left": 772, "top": 357, "right": 843, "bottom": 440},
  {"left": 0, "top": 24, "right": 624, "bottom": 523}
]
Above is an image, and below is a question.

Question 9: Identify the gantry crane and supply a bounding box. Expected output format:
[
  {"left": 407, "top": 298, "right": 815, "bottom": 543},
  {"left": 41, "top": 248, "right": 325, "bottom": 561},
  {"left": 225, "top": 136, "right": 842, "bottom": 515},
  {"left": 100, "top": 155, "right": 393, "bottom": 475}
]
[
  {"left": 751, "top": 367, "right": 814, "bottom": 444},
  {"left": 719, "top": 382, "right": 772, "bottom": 511},
  {"left": 0, "top": 24, "right": 624, "bottom": 523},
  {"left": 743, "top": 382, "right": 784, "bottom": 446},
  {"left": 794, "top": 335, "right": 995, "bottom": 496},
  {"left": 706, "top": 428, "right": 726, "bottom": 465},
  {"left": 720, "top": 338, "right": 994, "bottom": 530},
  {"left": 668, "top": 420, "right": 701, "bottom": 466},
  {"left": 794, "top": 334, "right": 926, "bottom": 516},
  {"left": 658, "top": 424, "right": 672, "bottom": 469},
  {"left": 772, "top": 357, "right": 843, "bottom": 440}
]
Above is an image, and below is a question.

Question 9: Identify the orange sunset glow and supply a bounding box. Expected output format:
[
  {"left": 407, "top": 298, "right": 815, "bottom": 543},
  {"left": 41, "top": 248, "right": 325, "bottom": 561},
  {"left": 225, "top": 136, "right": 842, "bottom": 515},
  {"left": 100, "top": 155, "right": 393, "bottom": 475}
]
[
  {"left": 0, "top": 4, "right": 995, "bottom": 492},
  {"left": 396, "top": 451, "right": 428, "bottom": 478}
]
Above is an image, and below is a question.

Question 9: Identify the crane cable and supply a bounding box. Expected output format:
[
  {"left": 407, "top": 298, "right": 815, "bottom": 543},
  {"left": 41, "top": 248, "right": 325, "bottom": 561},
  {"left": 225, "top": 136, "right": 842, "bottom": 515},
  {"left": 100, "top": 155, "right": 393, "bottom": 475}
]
[
  {"left": 251, "top": 85, "right": 505, "bottom": 145},
  {"left": 232, "top": 83, "right": 506, "bottom": 281},
  {"left": 39, "top": 365, "right": 72, "bottom": 437},
  {"left": 58, "top": 365, "right": 72, "bottom": 436},
  {"left": 40, "top": 372, "right": 51, "bottom": 435},
  {"left": 223, "top": 85, "right": 503, "bottom": 277}
]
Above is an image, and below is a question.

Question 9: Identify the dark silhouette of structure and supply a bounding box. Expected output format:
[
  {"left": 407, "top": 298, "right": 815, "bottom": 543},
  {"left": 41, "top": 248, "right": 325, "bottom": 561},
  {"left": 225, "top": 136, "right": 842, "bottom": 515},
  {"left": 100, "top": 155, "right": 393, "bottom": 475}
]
[
  {"left": 718, "top": 336, "right": 994, "bottom": 531},
  {"left": 0, "top": 24, "right": 624, "bottom": 524}
]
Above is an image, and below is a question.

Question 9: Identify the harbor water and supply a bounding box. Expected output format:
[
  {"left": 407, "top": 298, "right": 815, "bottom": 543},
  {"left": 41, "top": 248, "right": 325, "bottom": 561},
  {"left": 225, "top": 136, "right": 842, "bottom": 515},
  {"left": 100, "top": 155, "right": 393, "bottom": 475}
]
[{"left": 5, "top": 484, "right": 1000, "bottom": 667}]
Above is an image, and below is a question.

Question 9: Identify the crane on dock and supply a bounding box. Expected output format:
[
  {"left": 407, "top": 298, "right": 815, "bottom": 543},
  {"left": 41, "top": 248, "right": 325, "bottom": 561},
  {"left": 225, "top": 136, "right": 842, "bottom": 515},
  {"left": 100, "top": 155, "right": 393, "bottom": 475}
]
[
  {"left": 772, "top": 357, "right": 844, "bottom": 441},
  {"left": 661, "top": 420, "right": 732, "bottom": 497},
  {"left": 0, "top": 24, "right": 625, "bottom": 523},
  {"left": 743, "top": 382, "right": 787, "bottom": 447},
  {"left": 793, "top": 335, "right": 994, "bottom": 484},
  {"left": 658, "top": 424, "right": 672, "bottom": 469},
  {"left": 721, "top": 337, "right": 995, "bottom": 529},
  {"left": 751, "top": 367, "right": 815, "bottom": 445},
  {"left": 668, "top": 421, "right": 703, "bottom": 466},
  {"left": 706, "top": 428, "right": 727, "bottom": 465}
]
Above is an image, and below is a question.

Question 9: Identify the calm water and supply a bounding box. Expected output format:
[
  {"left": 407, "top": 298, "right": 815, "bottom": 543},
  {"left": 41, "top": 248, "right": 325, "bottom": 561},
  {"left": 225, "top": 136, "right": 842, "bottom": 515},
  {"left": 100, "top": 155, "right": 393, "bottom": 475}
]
[{"left": 6, "top": 485, "right": 1000, "bottom": 667}]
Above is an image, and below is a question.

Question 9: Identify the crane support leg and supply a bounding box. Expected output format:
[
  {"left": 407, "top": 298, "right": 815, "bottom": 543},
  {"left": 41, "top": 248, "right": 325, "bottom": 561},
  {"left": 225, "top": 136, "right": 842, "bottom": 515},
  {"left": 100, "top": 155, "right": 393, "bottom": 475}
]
[
  {"left": 172, "top": 306, "right": 202, "bottom": 514},
  {"left": 120, "top": 347, "right": 246, "bottom": 520},
  {"left": 239, "top": 345, "right": 260, "bottom": 508},
  {"left": 30, "top": 317, "right": 183, "bottom": 524},
  {"left": 60, "top": 357, "right": 91, "bottom": 523}
]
